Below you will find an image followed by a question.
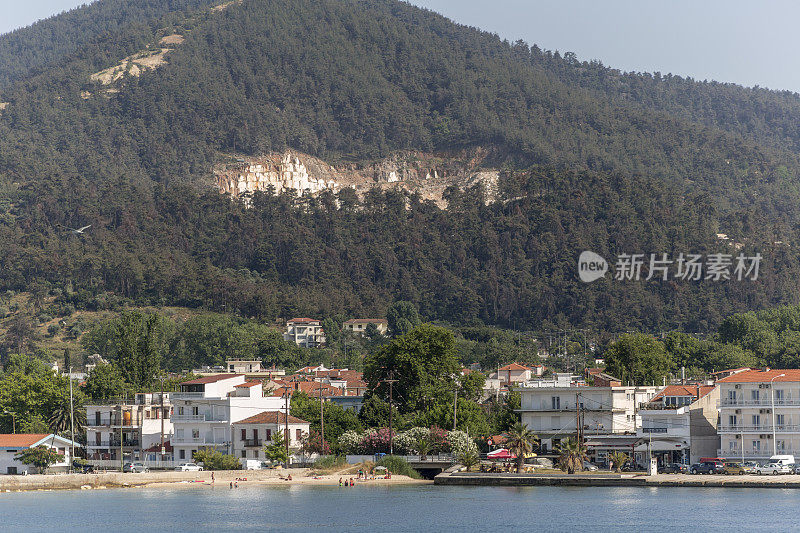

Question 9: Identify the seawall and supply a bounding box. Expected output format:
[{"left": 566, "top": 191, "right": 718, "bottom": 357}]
[{"left": 435, "top": 471, "right": 800, "bottom": 489}]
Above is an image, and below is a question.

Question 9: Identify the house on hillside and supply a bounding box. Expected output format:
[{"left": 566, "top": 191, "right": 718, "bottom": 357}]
[
  {"left": 0, "top": 434, "right": 78, "bottom": 475},
  {"left": 284, "top": 319, "right": 326, "bottom": 348},
  {"left": 343, "top": 319, "right": 388, "bottom": 336}
]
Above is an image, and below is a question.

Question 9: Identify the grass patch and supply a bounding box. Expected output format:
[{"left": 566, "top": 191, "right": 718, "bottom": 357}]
[{"left": 376, "top": 456, "right": 421, "bottom": 479}]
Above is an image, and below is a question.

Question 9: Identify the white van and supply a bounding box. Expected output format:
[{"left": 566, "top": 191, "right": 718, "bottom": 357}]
[
  {"left": 768, "top": 455, "right": 795, "bottom": 466},
  {"left": 241, "top": 459, "right": 264, "bottom": 470}
]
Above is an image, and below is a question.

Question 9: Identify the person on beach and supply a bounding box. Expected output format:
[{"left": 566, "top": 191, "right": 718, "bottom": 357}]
[
  {"left": 339, "top": 478, "right": 343, "bottom": 486},
  {"left": 287, "top": 474, "right": 292, "bottom": 481},
  {"left": 211, "top": 472, "right": 215, "bottom": 484},
  {"left": 230, "top": 481, "right": 233, "bottom": 489}
]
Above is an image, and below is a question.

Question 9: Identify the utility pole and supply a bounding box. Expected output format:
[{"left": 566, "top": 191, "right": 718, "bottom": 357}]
[
  {"left": 576, "top": 392, "right": 580, "bottom": 440},
  {"left": 453, "top": 381, "right": 458, "bottom": 432},
  {"left": 319, "top": 384, "right": 325, "bottom": 454},
  {"left": 160, "top": 375, "right": 165, "bottom": 468},
  {"left": 69, "top": 367, "right": 75, "bottom": 473},
  {"left": 385, "top": 372, "right": 398, "bottom": 455},
  {"left": 284, "top": 390, "right": 290, "bottom": 464},
  {"left": 118, "top": 404, "right": 124, "bottom": 472}
]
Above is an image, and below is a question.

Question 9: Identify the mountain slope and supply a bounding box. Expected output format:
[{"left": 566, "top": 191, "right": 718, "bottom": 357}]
[{"left": 0, "top": 0, "right": 799, "bottom": 333}]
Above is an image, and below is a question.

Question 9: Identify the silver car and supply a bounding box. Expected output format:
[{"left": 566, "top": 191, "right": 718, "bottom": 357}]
[{"left": 123, "top": 462, "right": 149, "bottom": 473}]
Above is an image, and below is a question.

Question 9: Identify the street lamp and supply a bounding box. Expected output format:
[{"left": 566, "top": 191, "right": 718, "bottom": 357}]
[{"left": 771, "top": 373, "right": 786, "bottom": 456}]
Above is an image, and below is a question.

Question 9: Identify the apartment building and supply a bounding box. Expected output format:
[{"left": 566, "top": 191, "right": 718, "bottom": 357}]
[
  {"left": 717, "top": 369, "right": 800, "bottom": 460},
  {"left": 85, "top": 393, "right": 172, "bottom": 466},
  {"left": 636, "top": 385, "right": 719, "bottom": 464},
  {"left": 518, "top": 383, "right": 658, "bottom": 464},
  {"left": 284, "top": 318, "right": 326, "bottom": 348},
  {"left": 232, "top": 411, "right": 310, "bottom": 464},
  {"left": 171, "top": 374, "right": 285, "bottom": 463}
]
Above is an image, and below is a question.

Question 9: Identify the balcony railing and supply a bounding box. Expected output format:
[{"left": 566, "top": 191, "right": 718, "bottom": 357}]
[
  {"left": 89, "top": 440, "right": 141, "bottom": 448},
  {"left": 172, "top": 392, "right": 207, "bottom": 400},
  {"left": 172, "top": 437, "right": 228, "bottom": 446},
  {"left": 243, "top": 439, "right": 262, "bottom": 447},
  {"left": 717, "top": 449, "right": 795, "bottom": 458},
  {"left": 721, "top": 398, "right": 800, "bottom": 407},
  {"left": 718, "top": 424, "right": 800, "bottom": 433},
  {"left": 87, "top": 417, "right": 143, "bottom": 427},
  {"left": 641, "top": 427, "right": 668, "bottom": 434},
  {"left": 172, "top": 414, "right": 229, "bottom": 423}
]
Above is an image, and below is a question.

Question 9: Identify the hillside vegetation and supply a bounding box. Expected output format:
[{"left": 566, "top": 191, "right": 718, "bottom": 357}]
[{"left": 0, "top": 0, "right": 799, "bottom": 336}]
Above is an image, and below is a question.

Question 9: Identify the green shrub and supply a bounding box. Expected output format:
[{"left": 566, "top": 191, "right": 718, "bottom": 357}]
[
  {"left": 315, "top": 455, "right": 347, "bottom": 469},
  {"left": 194, "top": 447, "right": 241, "bottom": 470},
  {"left": 375, "top": 456, "right": 421, "bottom": 479}
]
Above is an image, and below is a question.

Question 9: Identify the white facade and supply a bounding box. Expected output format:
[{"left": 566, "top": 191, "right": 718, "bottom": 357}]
[
  {"left": 172, "top": 375, "right": 286, "bottom": 462},
  {"left": 0, "top": 434, "right": 77, "bottom": 475},
  {"left": 232, "top": 412, "right": 310, "bottom": 464},
  {"left": 519, "top": 385, "right": 658, "bottom": 454},
  {"left": 284, "top": 319, "right": 326, "bottom": 348},
  {"left": 718, "top": 370, "right": 800, "bottom": 460},
  {"left": 86, "top": 393, "right": 172, "bottom": 464}
]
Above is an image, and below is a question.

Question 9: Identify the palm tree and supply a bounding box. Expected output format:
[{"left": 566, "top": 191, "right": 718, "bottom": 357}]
[
  {"left": 505, "top": 423, "right": 538, "bottom": 473},
  {"left": 558, "top": 437, "right": 587, "bottom": 474},
  {"left": 459, "top": 449, "right": 480, "bottom": 472},
  {"left": 609, "top": 451, "right": 628, "bottom": 473}
]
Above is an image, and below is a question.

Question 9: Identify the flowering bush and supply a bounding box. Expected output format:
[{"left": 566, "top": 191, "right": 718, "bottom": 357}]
[
  {"left": 361, "top": 428, "right": 395, "bottom": 454},
  {"left": 338, "top": 430, "right": 364, "bottom": 454},
  {"left": 447, "top": 430, "right": 478, "bottom": 460},
  {"left": 429, "top": 426, "right": 450, "bottom": 453}
]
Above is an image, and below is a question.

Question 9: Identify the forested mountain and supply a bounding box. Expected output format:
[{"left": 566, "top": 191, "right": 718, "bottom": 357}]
[{"left": 1, "top": 0, "right": 800, "bottom": 336}]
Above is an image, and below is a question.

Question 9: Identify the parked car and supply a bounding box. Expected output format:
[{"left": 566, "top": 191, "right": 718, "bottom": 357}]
[
  {"left": 689, "top": 461, "right": 724, "bottom": 474},
  {"left": 621, "top": 461, "right": 645, "bottom": 472},
  {"left": 659, "top": 463, "right": 688, "bottom": 474},
  {"left": 582, "top": 461, "right": 598, "bottom": 471},
  {"left": 123, "top": 462, "right": 149, "bottom": 473},
  {"left": 175, "top": 462, "right": 203, "bottom": 472},
  {"left": 792, "top": 463, "right": 800, "bottom": 475},
  {"left": 722, "top": 461, "right": 756, "bottom": 475},
  {"left": 755, "top": 462, "right": 792, "bottom": 475}
]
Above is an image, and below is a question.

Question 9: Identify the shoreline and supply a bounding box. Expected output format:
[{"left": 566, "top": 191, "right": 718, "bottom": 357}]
[
  {"left": 435, "top": 471, "right": 800, "bottom": 489},
  {"left": 0, "top": 469, "right": 430, "bottom": 493}
]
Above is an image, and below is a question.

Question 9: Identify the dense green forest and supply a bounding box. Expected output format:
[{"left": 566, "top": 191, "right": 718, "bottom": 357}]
[{"left": 0, "top": 0, "right": 799, "bottom": 338}]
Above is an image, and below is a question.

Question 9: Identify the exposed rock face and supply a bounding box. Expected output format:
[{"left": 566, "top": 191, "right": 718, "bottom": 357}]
[{"left": 214, "top": 149, "right": 501, "bottom": 206}]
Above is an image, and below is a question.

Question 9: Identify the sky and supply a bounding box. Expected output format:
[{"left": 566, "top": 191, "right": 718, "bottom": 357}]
[{"left": 1, "top": 0, "right": 799, "bottom": 92}]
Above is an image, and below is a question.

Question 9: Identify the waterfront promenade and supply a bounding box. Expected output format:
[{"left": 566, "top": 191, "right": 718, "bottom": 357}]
[{"left": 435, "top": 471, "right": 800, "bottom": 489}]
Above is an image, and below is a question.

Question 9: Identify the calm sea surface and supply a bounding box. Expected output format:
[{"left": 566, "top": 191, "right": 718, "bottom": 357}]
[{"left": 1, "top": 484, "right": 798, "bottom": 532}]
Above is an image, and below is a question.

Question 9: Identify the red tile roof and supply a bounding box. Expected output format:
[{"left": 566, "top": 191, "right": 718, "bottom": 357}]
[
  {"left": 651, "top": 385, "right": 715, "bottom": 402},
  {"left": 235, "top": 411, "right": 308, "bottom": 425},
  {"left": 143, "top": 440, "right": 173, "bottom": 453},
  {"left": 717, "top": 369, "right": 800, "bottom": 383},
  {"left": 181, "top": 374, "right": 243, "bottom": 385},
  {"left": 234, "top": 381, "right": 262, "bottom": 388},
  {"left": 499, "top": 363, "right": 530, "bottom": 371},
  {"left": 0, "top": 434, "right": 50, "bottom": 447}
]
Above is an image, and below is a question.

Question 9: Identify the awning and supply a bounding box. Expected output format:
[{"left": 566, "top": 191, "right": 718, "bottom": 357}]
[
  {"left": 584, "top": 437, "right": 641, "bottom": 450},
  {"left": 487, "top": 448, "right": 516, "bottom": 459},
  {"left": 634, "top": 439, "right": 688, "bottom": 452}
]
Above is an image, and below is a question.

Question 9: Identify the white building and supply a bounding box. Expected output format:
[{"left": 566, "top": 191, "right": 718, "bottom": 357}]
[
  {"left": 232, "top": 411, "right": 310, "bottom": 465},
  {"left": 518, "top": 383, "right": 658, "bottom": 464},
  {"left": 0, "top": 434, "right": 78, "bottom": 475},
  {"left": 86, "top": 393, "right": 172, "bottom": 467},
  {"left": 172, "top": 374, "right": 285, "bottom": 463},
  {"left": 343, "top": 319, "right": 388, "bottom": 336},
  {"left": 717, "top": 369, "right": 800, "bottom": 461},
  {"left": 284, "top": 318, "right": 326, "bottom": 348},
  {"left": 636, "top": 385, "right": 719, "bottom": 464}
]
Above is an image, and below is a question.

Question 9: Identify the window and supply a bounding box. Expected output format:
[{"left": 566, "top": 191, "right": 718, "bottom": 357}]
[
  {"left": 777, "top": 440, "right": 786, "bottom": 451},
  {"left": 178, "top": 407, "right": 184, "bottom": 416},
  {"left": 192, "top": 429, "right": 200, "bottom": 440},
  {"left": 296, "top": 429, "right": 302, "bottom": 440},
  {"left": 179, "top": 449, "right": 185, "bottom": 459},
  {"left": 241, "top": 450, "right": 246, "bottom": 458},
  {"left": 728, "top": 390, "right": 737, "bottom": 401},
  {"left": 95, "top": 412, "right": 101, "bottom": 425},
  {"left": 241, "top": 429, "right": 247, "bottom": 440},
  {"left": 551, "top": 397, "right": 560, "bottom": 409},
  {"left": 550, "top": 416, "right": 560, "bottom": 430},
  {"left": 776, "top": 390, "right": 785, "bottom": 402},
  {"left": 266, "top": 429, "right": 272, "bottom": 440},
  {"left": 776, "top": 414, "right": 785, "bottom": 426},
  {"left": 752, "top": 415, "right": 760, "bottom": 427},
  {"left": 253, "top": 429, "right": 258, "bottom": 440},
  {"left": 752, "top": 390, "right": 760, "bottom": 401},
  {"left": 729, "top": 441, "right": 736, "bottom": 451},
  {"left": 192, "top": 406, "right": 199, "bottom": 416},
  {"left": 176, "top": 429, "right": 184, "bottom": 441},
  {"left": 729, "top": 415, "right": 737, "bottom": 426},
  {"left": 752, "top": 440, "right": 761, "bottom": 452}
]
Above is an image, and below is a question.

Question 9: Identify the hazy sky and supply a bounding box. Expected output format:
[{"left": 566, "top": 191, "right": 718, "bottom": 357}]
[{"left": 1, "top": 0, "right": 798, "bottom": 92}]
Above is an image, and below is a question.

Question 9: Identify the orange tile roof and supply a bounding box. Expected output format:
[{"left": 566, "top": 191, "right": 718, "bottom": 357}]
[
  {"left": 499, "top": 363, "right": 530, "bottom": 371},
  {"left": 0, "top": 434, "right": 50, "bottom": 447},
  {"left": 234, "top": 381, "right": 262, "bottom": 388},
  {"left": 235, "top": 411, "right": 309, "bottom": 425},
  {"left": 651, "top": 385, "right": 715, "bottom": 402},
  {"left": 717, "top": 369, "right": 800, "bottom": 383},
  {"left": 181, "top": 374, "right": 243, "bottom": 385},
  {"left": 288, "top": 318, "right": 320, "bottom": 324}
]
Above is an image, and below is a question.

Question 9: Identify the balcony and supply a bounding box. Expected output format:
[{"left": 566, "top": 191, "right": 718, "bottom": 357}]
[
  {"left": 87, "top": 417, "right": 142, "bottom": 428},
  {"left": 243, "top": 439, "right": 262, "bottom": 447},
  {"left": 720, "top": 398, "right": 800, "bottom": 407},
  {"left": 641, "top": 427, "right": 668, "bottom": 434},
  {"left": 89, "top": 439, "right": 140, "bottom": 448},
  {"left": 717, "top": 449, "right": 795, "bottom": 458},
  {"left": 172, "top": 392, "right": 207, "bottom": 400},
  {"left": 172, "top": 414, "right": 229, "bottom": 423},
  {"left": 718, "top": 424, "right": 800, "bottom": 433}
]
